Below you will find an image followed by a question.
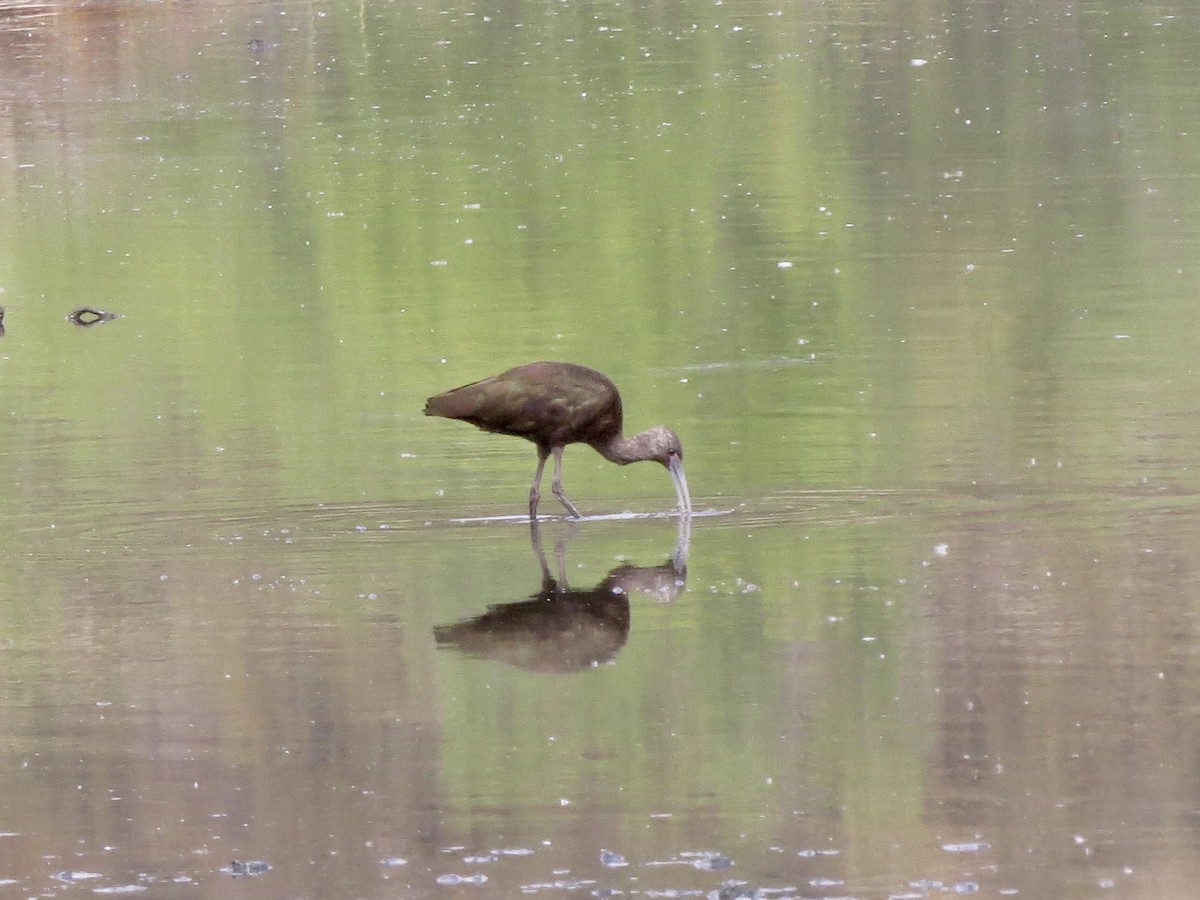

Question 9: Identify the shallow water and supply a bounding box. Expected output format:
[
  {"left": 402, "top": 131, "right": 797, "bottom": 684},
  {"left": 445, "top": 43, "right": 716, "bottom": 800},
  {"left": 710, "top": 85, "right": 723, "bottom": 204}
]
[{"left": 3, "top": 0, "right": 1200, "bottom": 897}]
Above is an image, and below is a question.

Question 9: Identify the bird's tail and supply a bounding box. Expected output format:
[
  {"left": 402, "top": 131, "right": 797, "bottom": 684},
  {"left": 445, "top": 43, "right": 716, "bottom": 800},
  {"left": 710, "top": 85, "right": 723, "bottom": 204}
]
[{"left": 424, "top": 391, "right": 471, "bottom": 419}]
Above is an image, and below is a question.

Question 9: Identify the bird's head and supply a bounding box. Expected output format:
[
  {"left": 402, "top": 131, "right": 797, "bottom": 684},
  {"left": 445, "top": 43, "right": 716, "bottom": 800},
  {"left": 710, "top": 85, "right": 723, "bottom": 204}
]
[
  {"left": 641, "top": 425, "right": 684, "bottom": 467},
  {"left": 643, "top": 426, "right": 690, "bottom": 515}
]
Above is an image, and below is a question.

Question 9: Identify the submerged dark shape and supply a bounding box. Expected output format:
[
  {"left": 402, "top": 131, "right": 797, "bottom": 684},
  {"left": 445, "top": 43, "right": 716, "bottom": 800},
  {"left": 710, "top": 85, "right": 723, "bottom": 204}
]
[
  {"left": 425, "top": 361, "right": 691, "bottom": 520},
  {"left": 67, "top": 307, "right": 117, "bottom": 327},
  {"left": 433, "top": 519, "right": 688, "bottom": 673},
  {"left": 0, "top": 305, "right": 5, "bottom": 337}
]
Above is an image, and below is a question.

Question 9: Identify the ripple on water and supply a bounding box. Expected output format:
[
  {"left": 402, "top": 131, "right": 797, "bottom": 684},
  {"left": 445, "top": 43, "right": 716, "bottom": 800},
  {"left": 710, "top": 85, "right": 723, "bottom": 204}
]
[
  {"left": 520, "top": 878, "right": 597, "bottom": 892},
  {"left": 447, "top": 508, "right": 729, "bottom": 525},
  {"left": 50, "top": 871, "right": 102, "bottom": 883},
  {"left": 940, "top": 841, "right": 990, "bottom": 853},
  {"left": 435, "top": 872, "right": 488, "bottom": 885}
]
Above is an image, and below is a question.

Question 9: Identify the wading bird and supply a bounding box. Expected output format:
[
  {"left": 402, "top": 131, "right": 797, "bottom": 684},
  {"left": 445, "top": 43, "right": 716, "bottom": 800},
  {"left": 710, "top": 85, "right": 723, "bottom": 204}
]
[{"left": 425, "top": 361, "right": 691, "bottom": 520}]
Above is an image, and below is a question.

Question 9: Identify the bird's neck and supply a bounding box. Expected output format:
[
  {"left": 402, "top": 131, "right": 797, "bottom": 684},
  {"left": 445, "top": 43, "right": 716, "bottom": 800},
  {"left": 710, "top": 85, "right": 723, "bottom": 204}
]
[{"left": 595, "top": 431, "right": 651, "bottom": 466}]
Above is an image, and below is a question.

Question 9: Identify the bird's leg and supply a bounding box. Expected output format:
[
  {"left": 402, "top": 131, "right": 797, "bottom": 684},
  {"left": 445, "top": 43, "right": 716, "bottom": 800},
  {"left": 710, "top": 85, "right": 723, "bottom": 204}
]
[
  {"left": 550, "top": 445, "right": 582, "bottom": 519},
  {"left": 553, "top": 531, "right": 569, "bottom": 586},
  {"left": 529, "top": 504, "right": 570, "bottom": 592},
  {"left": 529, "top": 518, "right": 555, "bottom": 588},
  {"left": 529, "top": 446, "right": 550, "bottom": 520}
]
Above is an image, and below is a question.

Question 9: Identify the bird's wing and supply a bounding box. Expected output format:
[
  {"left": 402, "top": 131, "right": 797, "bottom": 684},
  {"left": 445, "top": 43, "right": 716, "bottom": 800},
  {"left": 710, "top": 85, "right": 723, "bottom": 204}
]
[{"left": 426, "top": 362, "right": 621, "bottom": 446}]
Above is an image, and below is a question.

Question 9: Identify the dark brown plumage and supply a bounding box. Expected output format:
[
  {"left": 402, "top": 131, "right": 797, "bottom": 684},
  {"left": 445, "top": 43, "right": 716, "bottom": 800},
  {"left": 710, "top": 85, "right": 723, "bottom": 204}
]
[{"left": 425, "top": 361, "right": 691, "bottom": 519}]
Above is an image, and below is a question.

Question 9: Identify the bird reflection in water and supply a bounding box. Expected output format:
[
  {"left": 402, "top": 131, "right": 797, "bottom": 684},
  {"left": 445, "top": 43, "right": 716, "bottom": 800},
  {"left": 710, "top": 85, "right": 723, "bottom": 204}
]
[{"left": 433, "top": 517, "right": 689, "bottom": 673}]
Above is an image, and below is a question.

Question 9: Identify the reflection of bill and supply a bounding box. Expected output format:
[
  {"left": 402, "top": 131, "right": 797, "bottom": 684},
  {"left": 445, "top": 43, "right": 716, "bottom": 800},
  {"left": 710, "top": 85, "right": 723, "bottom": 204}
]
[{"left": 433, "top": 519, "right": 688, "bottom": 673}]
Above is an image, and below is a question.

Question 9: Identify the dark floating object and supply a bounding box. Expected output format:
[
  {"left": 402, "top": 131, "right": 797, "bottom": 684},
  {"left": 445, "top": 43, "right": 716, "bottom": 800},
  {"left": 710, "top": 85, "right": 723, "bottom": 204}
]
[
  {"left": 247, "top": 37, "right": 267, "bottom": 52},
  {"left": 425, "top": 361, "right": 691, "bottom": 519},
  {"left": 225, "top": 859, "right": 271, "bottom": 877},
  {"left": 687, "top": 851, "right": 734, "bottom": 872},
  {"left": 711, "top": 879, "right": 754, "bottom": 899},
  {"left": 0, "top": 305, "right": 5, "bottom": 337},
  {"left": 67, "top": 306, "right": 117, "bottom": 327},
  {"left": 600, "top": 849, "right": 628, "bottom": 868}
]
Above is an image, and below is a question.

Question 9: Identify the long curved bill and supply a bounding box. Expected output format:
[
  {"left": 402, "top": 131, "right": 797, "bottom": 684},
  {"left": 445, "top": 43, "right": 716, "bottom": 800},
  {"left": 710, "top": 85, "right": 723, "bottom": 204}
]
[{"left": 668, "top": 455, "right": 692, "bottom": 517}]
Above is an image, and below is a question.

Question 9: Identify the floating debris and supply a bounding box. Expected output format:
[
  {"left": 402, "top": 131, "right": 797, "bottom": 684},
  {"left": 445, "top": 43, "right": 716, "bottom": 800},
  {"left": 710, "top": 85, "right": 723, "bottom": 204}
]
[
  {"left": 223, "top": 860, "right": 271, "bottom": 877},
  {"left": 248, "top": 37, "right": 268, "bottom": 52},
  {"left": 711, "top": 882, "right": 759, "bottom": 900},
  {"left": 690, "top": 852, "right": 734, "bottom": 872},
  {"left": 599, "top": 849, "right": 627, "bottom": 868},
  {"left": 67, "top": 307, "right": 118, "bottom": 327},
  {"left": 646, "top": 850, "right": 735, "bottom": 872}
]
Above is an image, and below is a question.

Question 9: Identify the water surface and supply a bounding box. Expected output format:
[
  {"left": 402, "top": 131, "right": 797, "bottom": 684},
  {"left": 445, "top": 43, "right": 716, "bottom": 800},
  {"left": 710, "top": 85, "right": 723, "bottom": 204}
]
[{"left": 2, "top": 0, "right": 1200, "bottom": 897}]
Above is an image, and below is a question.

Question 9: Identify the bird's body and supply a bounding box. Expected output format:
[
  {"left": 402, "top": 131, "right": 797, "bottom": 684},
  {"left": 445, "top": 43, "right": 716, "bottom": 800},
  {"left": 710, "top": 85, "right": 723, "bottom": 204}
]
[
  {"left": 425, "top": 361, "right": 690, "bottom": 519},
  {"left": 425, "top": 362, "right": 623, "bottom": 449}
]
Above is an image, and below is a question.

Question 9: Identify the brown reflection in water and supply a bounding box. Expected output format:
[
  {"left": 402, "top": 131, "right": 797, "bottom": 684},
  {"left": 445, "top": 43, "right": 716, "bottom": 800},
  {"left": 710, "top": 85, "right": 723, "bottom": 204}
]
[{"left": 434, "top": 519, "right": 688, "bottom": 673}]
